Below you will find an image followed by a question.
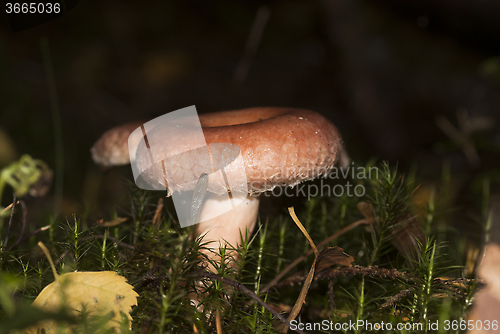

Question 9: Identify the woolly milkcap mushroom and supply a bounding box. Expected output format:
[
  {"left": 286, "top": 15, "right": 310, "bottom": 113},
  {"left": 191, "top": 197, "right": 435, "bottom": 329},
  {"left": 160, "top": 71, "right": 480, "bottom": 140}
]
[{"left": 91, "top": 107, "right": 344, "bottom": 263}]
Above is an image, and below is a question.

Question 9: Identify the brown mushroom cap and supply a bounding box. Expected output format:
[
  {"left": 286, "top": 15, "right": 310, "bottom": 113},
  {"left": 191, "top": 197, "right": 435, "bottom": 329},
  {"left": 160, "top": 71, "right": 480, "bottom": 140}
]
[
  {"left": 132, "top": 107, "right": 343, "bottom": 196},
  {"left": 202, "top": 107, "right": 342, "bottom": 193},
  {"left": 91, "top": 121, "right": 143, "bottom": 167}
]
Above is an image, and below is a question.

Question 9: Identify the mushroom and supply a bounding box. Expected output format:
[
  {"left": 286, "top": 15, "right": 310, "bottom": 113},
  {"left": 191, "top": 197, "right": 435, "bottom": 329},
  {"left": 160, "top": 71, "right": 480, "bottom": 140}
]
[{"left": 91, "top": 107, "right": 345, "bottom": 269}]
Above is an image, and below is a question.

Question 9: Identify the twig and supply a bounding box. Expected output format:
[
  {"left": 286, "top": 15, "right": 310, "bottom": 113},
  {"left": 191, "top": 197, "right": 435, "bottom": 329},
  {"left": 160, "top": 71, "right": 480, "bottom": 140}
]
[
  {"left": 434, "top": 277, "right": 486, "bottom": 286},
  {"left": 276, "top": 266, "right": 486, "bottom": 289},
  {"left": 1, "top": 201, "right": 17, "bottom": 215},
  {"left": 2, "top": 193, "right": 16, "bottom": 250},
  {"left": 381, "top": 288, "right": 414, "bottom": 309},
  {"left": 316, "top": 219, "right": 372, "bottom": 253},
  {"left": 16, "top": 225, "right": 51, "bottom": 246},
  {"left": 233, "top": 5, "right": 270, "bottom": 85},
  {"left": 319, "top": 265, "right": 416, "bottom": 282},
  {"left": 261, "top": 218, "right": 370, "bottom": 293},
  {"left": 276, "top": 265, "right": 417, "bottom": 289},
  {"left": 136, "top": 264, "right": 169, "bottom": 284},
  {"left": 38, "top": 241, "right": 59, "bottom": 279},
  {"left": 54, "top": 249, "right": 69, "bottom": 266},
  {"left": 193, "top": 270, "right": 305, "bottom": 334},
  {"left": 6, "top": 200, "right": 27, "bottom": 251}
]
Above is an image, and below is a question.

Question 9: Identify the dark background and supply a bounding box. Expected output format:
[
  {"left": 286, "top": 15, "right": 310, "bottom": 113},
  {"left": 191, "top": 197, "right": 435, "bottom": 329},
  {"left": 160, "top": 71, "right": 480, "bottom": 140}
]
[{"left": 0, "top": 0, "right": 499, "bottom": 232}]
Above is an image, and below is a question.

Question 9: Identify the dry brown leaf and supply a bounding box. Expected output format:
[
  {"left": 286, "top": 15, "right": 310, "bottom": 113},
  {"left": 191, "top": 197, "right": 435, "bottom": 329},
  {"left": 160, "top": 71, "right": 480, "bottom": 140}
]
[
  {"left": 357, "top": 201, "right": 376, "bottom": 223},
  {"left": 315, "top": 247, "right": 354, "bottom": 274},
  {"left": 26, "top": 243, "right": 138, "bottom": 333}
]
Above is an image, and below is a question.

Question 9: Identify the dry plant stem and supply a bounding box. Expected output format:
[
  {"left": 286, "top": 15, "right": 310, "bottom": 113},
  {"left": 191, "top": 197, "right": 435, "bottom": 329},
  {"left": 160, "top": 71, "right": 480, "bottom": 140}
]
[
  {"left": 215, "top": 309, "right": 223, "bottom": 334},
  {"left": 0, "top": 201, "right": 17, "bottom": 215},
  {"left": 285, "top": 265, "right": 416, "bottom": 285},
  {"left": 289, "top": 207, "right": 318, "bottom": 256},
  {"left": 276, "top": 265, "right": 485, "bottom": 304},
  {"left": 54, "top": 249, "right": 69, "bottom": 266},
  {"left": 37, "top": 241, "right": 58, "bottom": 279},
  {"left": 380, "top": 288, "right": 415, "bottom": 309},
  {"left": 195, "top": 270, "right": 305, "bottom": 334},
  {"left": 261, "top": 218, "right": 370, "bottom": 294},
  {"left": 281, "top": 207, "right": 319, "bottom": 334},
  {"left": 15, "top": 225, "right": 50, "bottom": 247},
  {"left": 437, "top": 277, "right": 486, "bottom": 285}
]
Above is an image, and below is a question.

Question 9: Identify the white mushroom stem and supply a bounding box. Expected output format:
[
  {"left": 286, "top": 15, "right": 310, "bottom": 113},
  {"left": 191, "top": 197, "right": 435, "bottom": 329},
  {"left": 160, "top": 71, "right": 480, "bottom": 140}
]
[{"left": 195, "top": 194, "right": 260, "bottom": 270}]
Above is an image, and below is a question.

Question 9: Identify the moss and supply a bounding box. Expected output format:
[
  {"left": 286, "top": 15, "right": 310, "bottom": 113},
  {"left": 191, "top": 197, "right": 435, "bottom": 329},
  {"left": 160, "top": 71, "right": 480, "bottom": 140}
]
[{"left": 0, "top": 162, "right": 487, "bottom": 333}]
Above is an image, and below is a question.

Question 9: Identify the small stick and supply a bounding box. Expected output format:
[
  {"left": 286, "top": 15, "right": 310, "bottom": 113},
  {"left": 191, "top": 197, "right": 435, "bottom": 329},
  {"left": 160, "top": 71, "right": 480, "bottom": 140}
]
[
  {"left": 289, "top": 207, "right": 318, "bottom": 256},
  {"left": 16, "top": 225, "right": 50, "bottom": 246},
  {"left": 1, "top": 201, "right": 18, "bottom": 215},
  {"left": 38, "top": 241, "right": 59, "bottom": 280},
  {"left": 261, "top": 218, "right": 370, "bottom": 293},
  {"left": 216, "top": 309, "right": 223, "bottom": 334},
  {"left": 380, "top": 288, "right": 414, "bottom": 309},
  {"left": 54, "top": 249, "right": 69, "bottom": 266}
]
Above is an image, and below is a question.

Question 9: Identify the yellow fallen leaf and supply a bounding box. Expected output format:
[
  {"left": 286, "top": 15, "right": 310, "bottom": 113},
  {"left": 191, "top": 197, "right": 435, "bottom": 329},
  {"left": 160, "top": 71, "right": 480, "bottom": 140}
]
[{"left": 26, "top": 242, "right": 138, "bottom": 333}]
